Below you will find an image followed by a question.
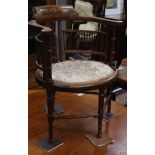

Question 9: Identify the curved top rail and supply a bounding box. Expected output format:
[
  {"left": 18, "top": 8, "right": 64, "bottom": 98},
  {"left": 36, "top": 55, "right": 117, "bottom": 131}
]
[{"left": 33, "top": 5, "right": 123, "bottom": 27}]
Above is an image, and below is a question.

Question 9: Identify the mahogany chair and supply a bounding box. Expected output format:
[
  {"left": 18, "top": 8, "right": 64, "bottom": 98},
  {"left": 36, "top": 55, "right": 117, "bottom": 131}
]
[{"left": 31, "top": 5, "right": 123, "bottom": 151}]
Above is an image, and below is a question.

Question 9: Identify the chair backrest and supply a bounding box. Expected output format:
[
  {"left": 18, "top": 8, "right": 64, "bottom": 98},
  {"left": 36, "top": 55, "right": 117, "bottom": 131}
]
[{"left": 32, "top": 5, "right": 123, "bottom": 81}]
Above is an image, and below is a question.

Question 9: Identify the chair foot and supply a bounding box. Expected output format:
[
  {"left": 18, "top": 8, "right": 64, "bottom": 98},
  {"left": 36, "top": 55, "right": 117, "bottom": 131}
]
[
  {"left": 36, "top": 137, "right": 63, "bottom": 152},
  {"left": 85, "top": 133, "right": 114, "bottom": 147},
  {"left": 45, "top": 104, "right": 64, "bottom": 113}
]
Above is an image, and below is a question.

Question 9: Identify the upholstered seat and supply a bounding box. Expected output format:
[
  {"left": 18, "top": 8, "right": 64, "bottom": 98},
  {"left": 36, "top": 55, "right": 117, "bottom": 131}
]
[{"left": 37, "top": 60, "right": 114, "bottom": 87}]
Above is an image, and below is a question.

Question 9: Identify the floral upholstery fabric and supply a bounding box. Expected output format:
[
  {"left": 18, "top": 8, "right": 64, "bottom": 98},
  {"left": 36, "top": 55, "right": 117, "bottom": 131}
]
[{"left": 51, "top": 60, "right": 114, "bottom": 86}]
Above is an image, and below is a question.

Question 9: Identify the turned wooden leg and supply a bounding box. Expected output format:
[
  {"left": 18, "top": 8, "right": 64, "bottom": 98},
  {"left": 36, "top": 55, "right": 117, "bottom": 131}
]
[
  {"left": 103, "top": 87, "right": 116, "bottom": 120},
  {"left": 97, "top": 89, "right": 105, "bottom": 138},
  {"left": 36, "top": 88, "right": 63, "bottom": 152},
  {"left": 107, "top": 95, "right": 112, "bottom": 115},
  {"left": 107, "top": 87, "right": 114, "bottom": 116},
  {"left": 46, "top": 88, "right": 55, "bottom": 144}
]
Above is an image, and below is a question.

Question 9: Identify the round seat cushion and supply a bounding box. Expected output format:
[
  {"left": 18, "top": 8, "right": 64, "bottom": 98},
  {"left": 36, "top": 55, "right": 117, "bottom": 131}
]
[{"left": 51, "top": 60, "right": 114, "bottom": 86}]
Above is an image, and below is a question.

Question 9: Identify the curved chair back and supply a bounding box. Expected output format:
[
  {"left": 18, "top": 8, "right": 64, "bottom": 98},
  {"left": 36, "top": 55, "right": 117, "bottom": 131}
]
[{"left": 32, "top": 5, "right": 123, "bottom": 82}]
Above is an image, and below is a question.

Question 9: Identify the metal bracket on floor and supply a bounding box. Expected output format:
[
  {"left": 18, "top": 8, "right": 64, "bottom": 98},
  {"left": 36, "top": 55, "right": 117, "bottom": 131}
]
[
  {"left": 85, "top": 133, "right": 114, "bottom": 147},
  {"left": 37, "top": 137, "right": 63, "bottom": 152}
]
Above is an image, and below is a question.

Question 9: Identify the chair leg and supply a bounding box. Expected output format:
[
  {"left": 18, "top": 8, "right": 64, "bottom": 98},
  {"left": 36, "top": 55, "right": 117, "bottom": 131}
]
[
  {"left": 36, "top": 88, "right": 63, "bottom": 152},
  {"left": 85, "top": 88, "right": 114, "bottom": 146},
  {"left": 47, "top": 88, "right": 55, "bottom": 144},
  {"left": 107, "top": 92, "right": 116, "bottom": 114},
  {"left": 107, "top": 95, "right": 112, "bottom": 115},
  {"left": 103, "top": 87, "right": 115, "bottom": 120},
  {"left": 97, "top": 89, "right": 104, "bottom": 138}
]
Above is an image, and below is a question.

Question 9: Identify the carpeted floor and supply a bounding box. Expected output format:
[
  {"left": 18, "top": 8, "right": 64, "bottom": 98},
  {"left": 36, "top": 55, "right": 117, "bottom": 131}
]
[
  {"left": 116, "top": 92, "right": 127, "bottom": 106},
  {"left": 112, "top": 87, "right": 127, "bottom": 106}
]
